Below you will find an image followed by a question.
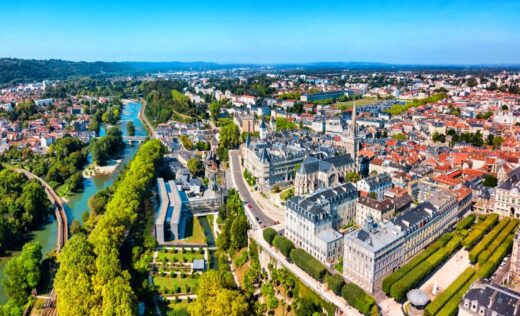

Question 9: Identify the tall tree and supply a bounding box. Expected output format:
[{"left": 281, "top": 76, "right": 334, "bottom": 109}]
[
  {"left": 3, "top": 241, "right": 42, "bottom": 312},
  {"left": 188, "top": 271, "right": 248, "bottom": 316}
]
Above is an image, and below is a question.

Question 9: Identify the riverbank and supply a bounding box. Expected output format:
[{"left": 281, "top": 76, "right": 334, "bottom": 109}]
[
  {"left": 83, "top": 160, "right": 121, "bottom": 178},
  {"left": 0, "top": 101, "right": 148, "bottom": 304}
]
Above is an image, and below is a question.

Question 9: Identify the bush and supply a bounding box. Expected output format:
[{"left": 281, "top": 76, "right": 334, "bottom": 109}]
[
  {"left": 273, "top": 235, "right": 294, "bottom": 258},
  {"left": 280, "top": 188, "right": 294, "bottom": 201},
  {"left": 390, "top": 237, "right": 461, "bottom": 301},
  {"left": 455, "top": 214, "right": 476, "bottom": 231},
  {"left": 326, "top": 274, "right": 345, "bottom": 295},
  {"left": 342, "top": 283, "right": 376, "bottom": 314},
  {"left": 382, "top": 233, "right": 454, "bottom": 294},
  {"left": 233, "top": 249, "right": 249, "bottom": 267},
  {"left": 425, "top": 268, "right": 475, "bottom": 315},
  {"left": 463, "top": 214, "right": 499, "bottom": 250},
  {"left": 290, "top": 248, "right": 328, "bottom": 281},
  {"left": 469, "top": 218, "right": 510, "bottom": 263},
  {"left": 263, "top": 228, "right": 277, "bottom": 245}
]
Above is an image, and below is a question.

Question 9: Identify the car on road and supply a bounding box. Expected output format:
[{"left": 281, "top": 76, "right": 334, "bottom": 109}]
[{"left": 247, "top": 203, "right": 252, "bottom": 209}]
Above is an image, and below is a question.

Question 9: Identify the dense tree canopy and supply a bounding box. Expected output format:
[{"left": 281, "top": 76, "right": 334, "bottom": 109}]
[
  {"left": 2, "top": 241, "right": 43, "bottom": 315},
  {"left": 217, "top": 122, "right": 240, "bottom": 161},
  {"left": 90, "top": 127, "right": 124, "bottom": 165},
  {"left": 188, "top": 270, "right": 248, "bottom": 316},
  {"left": 0, "top": 170, "right": 50, "bottom": 254},
  {"left": 55, "top": 140, "right": 164, "bottom": 315}
]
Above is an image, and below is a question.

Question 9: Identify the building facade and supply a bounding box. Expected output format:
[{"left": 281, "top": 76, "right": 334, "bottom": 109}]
[
  {"left": 242, "top": 138, "right": 306, "bottom": 189},
  {"left": 294, "top": 154, "right": 355, "bottom": 196},
  {"left": 343, "top": 190, "right": 461, "bottom": 293},
  {"left": 285, "top": 183, "right": 358, "bottom": 263},
  {"left": 357, "top": 172, "right": 393, "bottom": 200},
  {"left": 494, "top": 166, "right": 520, "bottom": 218}
]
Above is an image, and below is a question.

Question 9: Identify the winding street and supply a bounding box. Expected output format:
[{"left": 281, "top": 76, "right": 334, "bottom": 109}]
[{"left": 228, "top": 149, "right": 276, "bottom": 227}]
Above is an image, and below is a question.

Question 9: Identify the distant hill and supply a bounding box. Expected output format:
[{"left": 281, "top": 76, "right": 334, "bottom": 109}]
[
  {"left": 1, "top": 58, "right": 520, "bottom": 86},
  {"left": 0, "top": 59, "right": 231, "bottom": 86}
]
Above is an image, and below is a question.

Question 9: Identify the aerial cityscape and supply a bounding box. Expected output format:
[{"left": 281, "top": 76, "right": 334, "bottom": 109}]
[{"left": 0, "top": 1, "right": 519, "bottom": 316}]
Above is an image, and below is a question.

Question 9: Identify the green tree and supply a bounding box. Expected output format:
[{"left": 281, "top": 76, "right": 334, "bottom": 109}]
[
  {"left": 483, "top": 174, "right": 498, "bottom": 188},
  {"left": 127, "top": 121, "right": 135, "bottom": 136},
  {"left": 188, "top": 158, "right": 204, "bottom": 176},
  {"left": 345, "top": 171, "right": 361, "bottom": 183},
  {"left": 218, "top": 123, "right": 240, "bottom": 161},
  {"left": 3, "top": 241, "right": 42, "bottom": 311},
  {"left": 209, "top": 101, "right": 222, "bottom": 121},
  {"left": 230, "top": 215, "right": 249, "bottom": 253},
  {"left": 188, "top": 270, "right": 248, "bottom": 316},
  {"left": 492, "top": 136, "right": 504, "bottom": 149},
  {"left": 54, "top": 234, "right": 96, "bottom": 316}
]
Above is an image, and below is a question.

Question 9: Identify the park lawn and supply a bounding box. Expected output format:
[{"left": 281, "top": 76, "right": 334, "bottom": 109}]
[
  {"left": 280, "top": 187, "right": 295, "bottom": 201},
  {"left": 154, "top": 275, "right": 199, "bottom": 292},
  {"left": 156, "top": 250, "right": 205, "bottom": 263},
  {"left": 334, "top": 98, "right": 380, "bottom": 110},
  {"left": 179, "top": 216, "right": 207, "bottom": 244}
]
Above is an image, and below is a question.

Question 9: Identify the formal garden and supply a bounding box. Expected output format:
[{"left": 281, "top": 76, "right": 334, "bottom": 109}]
[
  {"left": 152, "top": 246, "right": 208, "bottom": 296},
  {"left": 381, "top": 213, "right": 519, "bottom": 316}
]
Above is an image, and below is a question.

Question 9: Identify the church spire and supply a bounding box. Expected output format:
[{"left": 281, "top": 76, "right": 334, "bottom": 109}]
[{"left": 351, "top": 100, "right": 357, "bottom": 137}]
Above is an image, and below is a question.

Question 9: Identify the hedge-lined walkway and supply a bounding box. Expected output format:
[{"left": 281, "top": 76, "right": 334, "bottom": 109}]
[{"left": 424, "top": 217, "right": 519, "bottom": 316}]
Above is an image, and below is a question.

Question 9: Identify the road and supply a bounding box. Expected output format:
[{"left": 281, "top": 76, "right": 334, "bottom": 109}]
[
  {"left": 228, "top": 149, "right": 276, "bottom": 227},
  {"left": 18, "top": 168, "right": 68, "bottom": 252},
  {"left": 250, "top": 229, "right": 362, "bottom": 316},
  {"left": 138, "top": 98, "right": 156, "bottom": 138}
]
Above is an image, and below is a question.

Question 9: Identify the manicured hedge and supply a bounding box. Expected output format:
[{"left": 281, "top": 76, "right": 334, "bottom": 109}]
[
  {"left": 290, "top": 248, "right": 328, "bottom": 281},
  {"left": 389, "top": 237, "right": 461, "bottom": 301},
  {"left": 455, "top": 214, "right": 476, "bottom": 231},
  {"left": 263, "top": 228, "right": 277, "bottom": 245},
  {"left": 325, "top": 273, "right": 345, "bottom": 295},
  {"left": 478, "top": 235, "right": 514, "bottom": 279},
  {"left": 435, "top": 273, "right": 480, "bottom": 316},
  {"left": 382, "top": 233, "right": 454, "bottom": 295},
  {"left": 477, "top": 219, "right": 518, "bottom": 265},
  {"left": 462, "top": 214, "right": 499, "bottom": 250},
  {"left": 341, "top": 283, "right": 376, "bottom": 315},
  {"left": 469, "top": 218, "right": 510, "bottom": 263},
  {"left": 273, "top": 235, "right": 294, "bottom": 258},
  {"left": 425, "top": 268, "right": 475, "bottom": 315}
]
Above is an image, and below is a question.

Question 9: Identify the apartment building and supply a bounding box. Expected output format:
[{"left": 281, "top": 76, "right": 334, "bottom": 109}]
[
  {"left": 343, "top": 190, "right": 461, "bottom": 293},
  {"left": 494, "top": 166, "right": 520, "bottom": 218},
  {"left": 285, "top": 183, "right": 357, "bottom": 263}
]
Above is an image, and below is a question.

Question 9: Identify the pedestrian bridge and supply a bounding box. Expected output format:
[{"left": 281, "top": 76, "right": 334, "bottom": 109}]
[{"left": 122, "top": 135, "right": 148, "bottom": 144}]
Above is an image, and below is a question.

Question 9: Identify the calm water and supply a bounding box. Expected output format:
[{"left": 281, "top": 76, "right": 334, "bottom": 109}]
[{"left": 0, "top": 101, "right": 147, "bottom": 303}]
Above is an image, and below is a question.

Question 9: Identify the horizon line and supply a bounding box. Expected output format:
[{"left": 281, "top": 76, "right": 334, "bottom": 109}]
[{"left": 2, "top": 57, "right": 520, "bottom": 67}]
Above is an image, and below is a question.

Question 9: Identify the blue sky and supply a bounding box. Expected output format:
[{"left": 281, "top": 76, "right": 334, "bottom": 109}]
[{"left": 0, "top": 0, "right": 519, "bottom": 64}]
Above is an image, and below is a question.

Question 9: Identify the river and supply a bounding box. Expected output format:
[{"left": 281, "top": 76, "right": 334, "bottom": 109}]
[{"left": 0, "top": 101, "right": 147, "bottom": 303}]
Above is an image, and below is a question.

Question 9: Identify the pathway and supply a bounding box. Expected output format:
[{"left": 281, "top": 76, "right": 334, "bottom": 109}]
[{"left": 249, "top": 229, "right": 362, "bottom": 316}]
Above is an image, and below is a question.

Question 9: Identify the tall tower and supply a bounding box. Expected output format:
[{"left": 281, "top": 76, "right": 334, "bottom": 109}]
[{"left": 345, "top": 101, "right": 359, "bottom": 167}]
